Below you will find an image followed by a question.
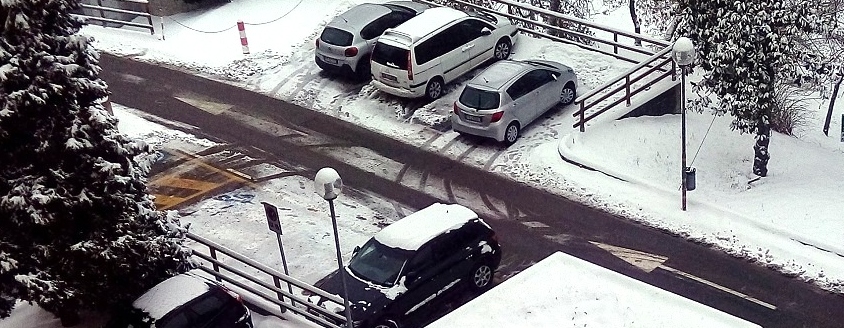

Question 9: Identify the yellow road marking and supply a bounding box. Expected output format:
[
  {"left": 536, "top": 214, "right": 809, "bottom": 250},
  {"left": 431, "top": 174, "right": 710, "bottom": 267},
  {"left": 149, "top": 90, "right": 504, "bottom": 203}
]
[
  {"left": 153, "top": 194, "right": 188, "bottom": 209},
  {"left": 150, "top": 176, "right": 219, "bottom": 191},
  {"left": 148, "top": 148, "right": 257, "bottom": 210}
]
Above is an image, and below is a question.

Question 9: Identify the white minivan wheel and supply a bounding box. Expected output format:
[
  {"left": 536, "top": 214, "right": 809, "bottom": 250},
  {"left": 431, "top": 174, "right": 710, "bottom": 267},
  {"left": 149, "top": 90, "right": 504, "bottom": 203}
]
[
  {"left": 426, "top": 77, "right": 444, "bottom": 100},
  {"left": 494, "top": 38, "right": 511, "bottom": 60}
]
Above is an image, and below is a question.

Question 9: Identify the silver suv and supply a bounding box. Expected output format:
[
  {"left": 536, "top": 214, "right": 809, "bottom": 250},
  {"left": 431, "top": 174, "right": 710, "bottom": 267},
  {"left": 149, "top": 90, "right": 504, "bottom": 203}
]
[
  {"left": 315, "top": 1, "right": 428, "bottom": 78},
  {"left": 452, "top": 59, "right": 578, "bottom": 145}
]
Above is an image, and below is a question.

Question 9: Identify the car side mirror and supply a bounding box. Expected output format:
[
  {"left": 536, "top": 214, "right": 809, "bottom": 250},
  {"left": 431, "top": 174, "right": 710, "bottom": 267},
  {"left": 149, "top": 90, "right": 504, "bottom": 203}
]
[
  {"left": 353, "top": 246, "right": 360, "bottom": 255},
  {"left": 481, "top": 27, "right": 492, "bottom": 36}
]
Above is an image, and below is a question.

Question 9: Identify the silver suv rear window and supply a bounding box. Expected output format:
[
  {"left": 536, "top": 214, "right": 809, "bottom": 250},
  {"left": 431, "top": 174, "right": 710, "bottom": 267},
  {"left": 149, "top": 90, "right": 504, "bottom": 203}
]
[
  {"left": 459, "top": 86, "right": 500, "bottom": 110},
  {"left": 320, "top": 27, "right": 353, "bottom": 46}
]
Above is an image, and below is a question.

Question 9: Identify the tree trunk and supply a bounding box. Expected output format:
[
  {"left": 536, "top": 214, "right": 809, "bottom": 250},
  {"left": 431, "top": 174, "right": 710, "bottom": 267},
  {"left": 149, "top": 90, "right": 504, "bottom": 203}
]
[
  {"left": 823, "top": 70, "right": 843, "bottom": 136},
  {"left": 629, "top": 0, "right": 642, "bottom": 46},
  {"left": 753, "top": 116, "right": 771, "bottom": 177}
]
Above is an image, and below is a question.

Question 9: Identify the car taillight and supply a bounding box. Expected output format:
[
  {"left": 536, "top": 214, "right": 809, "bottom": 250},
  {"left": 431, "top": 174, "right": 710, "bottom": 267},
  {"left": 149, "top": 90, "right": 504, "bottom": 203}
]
[
  {"left": 315, "top": 39, "right": 320, "bottom": 48},
  {"left": 407, "top": 51, "right": 413, "bottom": 80},
  {"left": 453, "top": 102, "right": 460, "bottom": 115},
  {"left": 222, "top": 286, "right": 245, "bottom": 303},
  {"left": 345, "top": 47, "right": 358, "bottom": 57},
  {"left": 491, "top": 111, "right": 504, "bottom": 122}
]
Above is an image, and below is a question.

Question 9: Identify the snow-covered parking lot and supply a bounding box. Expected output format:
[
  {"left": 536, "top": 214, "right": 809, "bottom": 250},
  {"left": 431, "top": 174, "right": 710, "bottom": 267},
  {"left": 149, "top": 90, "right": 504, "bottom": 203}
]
[{"left": 3, "top": 0, "right": 844, "bottom": 326}]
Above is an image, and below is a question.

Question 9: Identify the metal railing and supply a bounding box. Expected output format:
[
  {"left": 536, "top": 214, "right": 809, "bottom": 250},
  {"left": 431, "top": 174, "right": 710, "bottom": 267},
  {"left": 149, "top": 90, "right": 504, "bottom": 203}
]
[
  {"left": 74, "top": 0, "right": 154, "bottom": 34},
  {"left": 572, "top": 46, "right": 677, "bottom": 131},
  {"left": 414, "top": 0, "right": 670, "bottom": 63},
  {"left": 187, "top": 232, "right": 346, "bottom": 328}
]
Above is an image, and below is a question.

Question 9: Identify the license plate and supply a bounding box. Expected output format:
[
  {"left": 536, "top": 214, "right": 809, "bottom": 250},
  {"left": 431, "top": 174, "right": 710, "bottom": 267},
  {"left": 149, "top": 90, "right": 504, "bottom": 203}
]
[
  {"left": 381, "top": 73, "right": 398, "bottom": 82},
  {"left": 323, "top": 56, "right": 338, "bottom": 65},
  {"left": 464, "top": 114, "right": 482, "bottom": 123}
]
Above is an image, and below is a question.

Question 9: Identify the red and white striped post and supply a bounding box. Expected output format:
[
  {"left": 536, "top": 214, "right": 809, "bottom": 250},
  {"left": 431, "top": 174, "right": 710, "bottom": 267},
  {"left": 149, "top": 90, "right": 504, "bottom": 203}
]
[{"left": 237, "top": 20, "right": 249, "bottom": 54}]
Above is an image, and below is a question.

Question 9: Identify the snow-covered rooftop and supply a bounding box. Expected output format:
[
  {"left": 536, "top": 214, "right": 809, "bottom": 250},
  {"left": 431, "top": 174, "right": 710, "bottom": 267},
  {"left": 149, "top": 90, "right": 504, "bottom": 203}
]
[
  {"left": 427, "top": 252, "right": 762, "bottom": 328},
  {"left": 132, "top": 272, "right": 212, "bottom": 320}
]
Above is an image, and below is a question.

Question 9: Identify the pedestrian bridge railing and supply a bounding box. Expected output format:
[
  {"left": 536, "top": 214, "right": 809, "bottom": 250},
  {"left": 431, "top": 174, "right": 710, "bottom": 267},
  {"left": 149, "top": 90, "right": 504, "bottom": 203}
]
[
  {"left": 74, "top": 0, "right": 155, "bottom": 34},
  {"left": 187, "top": 232, "right": 345, "bottom": 328},
  {"left": 572, "top": 46, "right": 677, "bottom": 131}
]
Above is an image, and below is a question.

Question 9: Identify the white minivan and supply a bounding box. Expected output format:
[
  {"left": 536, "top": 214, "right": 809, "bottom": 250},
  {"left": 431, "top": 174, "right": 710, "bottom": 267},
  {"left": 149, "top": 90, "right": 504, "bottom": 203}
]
[{"left": 369, "top": 7, "right": 519, "bottom": 100}]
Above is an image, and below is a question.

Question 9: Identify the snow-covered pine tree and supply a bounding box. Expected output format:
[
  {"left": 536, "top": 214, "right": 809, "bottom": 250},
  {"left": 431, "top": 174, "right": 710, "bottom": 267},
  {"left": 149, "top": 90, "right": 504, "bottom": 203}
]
[
  {"left": 675, "top": 0, "right": 831, "bottom": 177},
  {"left": 0, "top": 0, "right": 194, "bottom": 325}
]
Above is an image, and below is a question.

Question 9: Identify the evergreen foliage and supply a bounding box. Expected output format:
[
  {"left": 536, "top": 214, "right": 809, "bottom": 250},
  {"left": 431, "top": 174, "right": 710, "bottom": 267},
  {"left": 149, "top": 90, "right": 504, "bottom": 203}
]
[
  {"left": 0, "top": 0, "right": 193, "bottom": 323},
  {"left": 674, "top": 0, "right": 835, "bottom": 176}
]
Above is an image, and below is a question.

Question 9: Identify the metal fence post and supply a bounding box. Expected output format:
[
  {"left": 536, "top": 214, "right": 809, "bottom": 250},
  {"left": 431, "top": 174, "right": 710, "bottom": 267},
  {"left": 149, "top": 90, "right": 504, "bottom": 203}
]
[
  {"left": 625, "top": 75, "right": 631, "bottom": 106},
  {"left": 209, "top": 247, "right": 222, "bottom": 282},
  {"left": 579, "top": 102, "right": 585, "bottom": 132},
  {"left": 613, "top": 33, "right": 618, "bottom": 54}
]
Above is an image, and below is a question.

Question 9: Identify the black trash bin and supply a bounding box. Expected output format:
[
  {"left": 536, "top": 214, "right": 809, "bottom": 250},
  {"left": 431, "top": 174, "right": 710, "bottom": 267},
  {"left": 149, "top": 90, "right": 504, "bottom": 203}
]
[{"left": 685, "top": 167, "right": 696, "bottom": 191}]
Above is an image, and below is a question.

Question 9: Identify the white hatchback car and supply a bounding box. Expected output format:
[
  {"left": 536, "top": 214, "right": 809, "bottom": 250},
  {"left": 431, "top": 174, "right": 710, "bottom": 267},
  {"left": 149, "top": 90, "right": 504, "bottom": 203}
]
[{"left": 370, "top": 7, "right": 519, "bottom": 99}]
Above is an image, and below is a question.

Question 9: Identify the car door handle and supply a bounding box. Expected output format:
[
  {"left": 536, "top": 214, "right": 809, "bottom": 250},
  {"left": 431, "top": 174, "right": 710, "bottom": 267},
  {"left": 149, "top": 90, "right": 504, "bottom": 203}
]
[{"left": 461, "top": 44, "right": 475, "bottom": 52}]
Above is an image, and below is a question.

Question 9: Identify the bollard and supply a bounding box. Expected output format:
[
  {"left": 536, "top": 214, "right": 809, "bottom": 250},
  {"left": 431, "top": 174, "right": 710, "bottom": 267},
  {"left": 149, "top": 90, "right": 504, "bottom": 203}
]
[{"left": 237, "top": 20, "right": 249, "bottom": 54}]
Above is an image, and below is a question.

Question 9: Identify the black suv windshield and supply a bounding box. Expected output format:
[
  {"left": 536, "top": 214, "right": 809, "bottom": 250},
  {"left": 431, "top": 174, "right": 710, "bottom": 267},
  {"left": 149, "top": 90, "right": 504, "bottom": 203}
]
[
  {"left": 348, "top": 239, "right": 411, "bottom": 286},
  {"left": 459, "top": 87, "right": 500, "bottom": 109}
]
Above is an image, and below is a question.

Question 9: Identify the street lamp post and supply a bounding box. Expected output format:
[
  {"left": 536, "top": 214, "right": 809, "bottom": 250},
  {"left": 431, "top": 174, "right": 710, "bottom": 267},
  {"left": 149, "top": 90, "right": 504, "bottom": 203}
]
[
  {"left": 672, "top": 37, "right": 695, "bottom": 211},
  {"left": 314, "top": 167, "right": 353, "bottom": 328}
]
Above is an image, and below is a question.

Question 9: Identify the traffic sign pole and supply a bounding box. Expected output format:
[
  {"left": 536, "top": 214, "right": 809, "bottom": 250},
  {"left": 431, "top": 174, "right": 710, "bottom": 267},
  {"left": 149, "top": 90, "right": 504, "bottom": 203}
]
[{"left": 262, "top": 202, "right": 295, "bottom": 310}]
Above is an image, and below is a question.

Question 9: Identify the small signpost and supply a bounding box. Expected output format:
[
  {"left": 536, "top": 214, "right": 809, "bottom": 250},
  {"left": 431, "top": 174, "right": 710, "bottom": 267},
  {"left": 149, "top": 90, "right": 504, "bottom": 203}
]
[{"left": 262, "top": 202, "right": 293, "bottom": 311}]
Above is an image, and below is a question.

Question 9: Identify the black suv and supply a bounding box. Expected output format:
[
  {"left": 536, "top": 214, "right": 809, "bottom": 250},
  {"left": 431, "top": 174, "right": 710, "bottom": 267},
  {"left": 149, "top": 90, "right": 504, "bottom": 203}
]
[
  {"left": 309, "top": 203, "right": 501, "bottom": 328},
  {"left": 107, "top": 270, "right": 253, "bottom": 328}
]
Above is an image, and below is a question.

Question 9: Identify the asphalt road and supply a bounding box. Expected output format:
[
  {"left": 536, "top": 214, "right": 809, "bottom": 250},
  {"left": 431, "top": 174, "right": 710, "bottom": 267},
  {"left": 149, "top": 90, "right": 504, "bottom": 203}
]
[{"left": 100, "top": 54, "right": 844, "bottom": 328}]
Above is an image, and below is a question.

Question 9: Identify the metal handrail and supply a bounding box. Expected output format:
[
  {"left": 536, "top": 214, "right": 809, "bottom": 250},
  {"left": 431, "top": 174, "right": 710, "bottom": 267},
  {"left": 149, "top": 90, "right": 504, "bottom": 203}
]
[
  {"left": 574, "top": 46, "right": 673, "bottom": 103},
  {"left": 413, "top": 0, "right": 666, "bottom": 61},
  {"left": 186, "top": 232, "right": 347, "bottom": 328},
  {"left": 489, "top": 0, "right": 670, "bottom": 48},
  {"left": 77, "top": 0, "right": 154, "bottom": 34},
  {"left": 188, "top": 232, "right": 344, "bottom": 305},
  {"left": 573, "top": 64, "right": 677, "bottom": 129},
  {"left": 191, "top": 254, "right": 346, "bottom": 327}
]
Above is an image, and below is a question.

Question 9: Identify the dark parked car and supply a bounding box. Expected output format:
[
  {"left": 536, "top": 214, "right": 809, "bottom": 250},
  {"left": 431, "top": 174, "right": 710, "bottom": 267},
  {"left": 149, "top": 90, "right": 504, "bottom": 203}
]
[
  {"left": 108, "top": 270, "right": 253, "bottom": 328},
  {"left": 308, "top": 203, "right": 501, "bottom": 328}
]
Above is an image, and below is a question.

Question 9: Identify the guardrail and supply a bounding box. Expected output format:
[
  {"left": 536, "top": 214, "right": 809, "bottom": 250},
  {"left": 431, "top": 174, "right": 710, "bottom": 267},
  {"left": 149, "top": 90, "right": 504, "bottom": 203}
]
[
  {"left": 74, "top": 0, "right": 154, "bottom": 34},
  {"left": 572, "top": 46, "right": 676, "bottom": 131},
  {"left": 187, "top": 232, "right": 346, "bottom": 328},
  {"left": 415, "top": 0, "right": 669, "bottom": 63}
]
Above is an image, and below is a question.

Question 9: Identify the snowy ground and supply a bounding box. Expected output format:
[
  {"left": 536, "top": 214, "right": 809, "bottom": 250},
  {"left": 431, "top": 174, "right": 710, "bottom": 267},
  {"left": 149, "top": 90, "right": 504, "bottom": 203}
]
[
  {"left": 83, "top": 0, "right": 844, "bottom": 292},
  {"left": 3, "top": 0, "right": 844, "bottom": 326}
]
